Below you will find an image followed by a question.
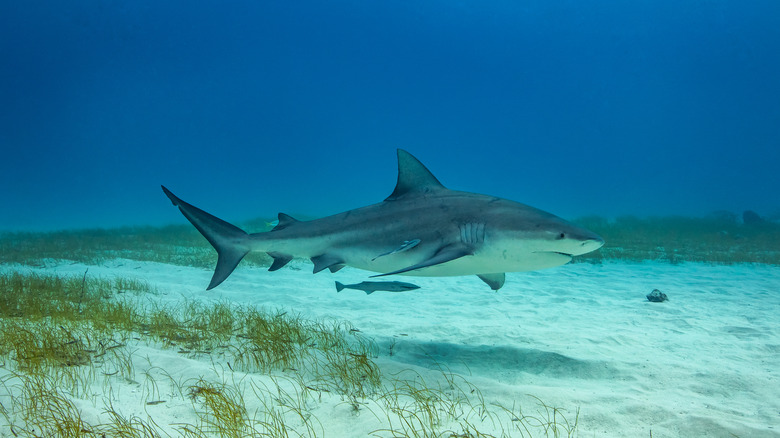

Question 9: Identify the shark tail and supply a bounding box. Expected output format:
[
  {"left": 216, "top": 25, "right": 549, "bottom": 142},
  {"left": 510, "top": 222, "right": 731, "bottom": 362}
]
[
  {"left": 335, "top": 281, "right": 345, "bottom": 292},
  {"left": 162, "top": 186, "right": 250, "bottom": 290}
]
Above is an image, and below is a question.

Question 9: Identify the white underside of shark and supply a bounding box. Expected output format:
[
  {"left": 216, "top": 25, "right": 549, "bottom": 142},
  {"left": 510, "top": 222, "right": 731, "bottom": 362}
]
[{"left": 163, "top": 149, "right": 604, "bottom": 291}]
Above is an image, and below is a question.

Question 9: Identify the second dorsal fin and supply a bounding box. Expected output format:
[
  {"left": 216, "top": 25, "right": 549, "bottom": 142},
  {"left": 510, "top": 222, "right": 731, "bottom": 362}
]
[{"left": 272, "top": 213, "right": 300, "bottom": 231}]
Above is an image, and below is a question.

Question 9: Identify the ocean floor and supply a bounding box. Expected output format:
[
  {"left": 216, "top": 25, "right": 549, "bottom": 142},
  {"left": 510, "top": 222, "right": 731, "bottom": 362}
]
[{"left": 1, "top": 259, "right": 778, "bottom": 437}]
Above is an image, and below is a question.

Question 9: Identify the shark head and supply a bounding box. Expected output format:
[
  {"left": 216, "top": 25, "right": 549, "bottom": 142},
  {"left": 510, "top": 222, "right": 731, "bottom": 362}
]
[
  {"left": 480, "top": 201, "right": 605, "bottom": 271},
  {"left": 530, "top": 213, "right": 604, "bottom": 257}
]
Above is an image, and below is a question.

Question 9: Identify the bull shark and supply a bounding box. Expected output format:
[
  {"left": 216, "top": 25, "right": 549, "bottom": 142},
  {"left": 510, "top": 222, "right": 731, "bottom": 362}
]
[{"left": 162, "top": 149, "right": 603, "bottom": 291}]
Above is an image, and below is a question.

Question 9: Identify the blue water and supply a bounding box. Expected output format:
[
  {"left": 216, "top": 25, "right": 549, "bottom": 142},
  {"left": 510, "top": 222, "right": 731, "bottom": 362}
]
[{"left": 1, "top": 1, "right": 779, "bottom": 231}]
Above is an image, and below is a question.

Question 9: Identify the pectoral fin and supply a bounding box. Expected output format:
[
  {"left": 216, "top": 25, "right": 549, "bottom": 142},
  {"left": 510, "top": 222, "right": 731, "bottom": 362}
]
[
  {"left": 371, "top": 244, "right": 473, "bottom": 277},
  {"left": 477, "top": 273, "right": 505, "bottom": 291}
]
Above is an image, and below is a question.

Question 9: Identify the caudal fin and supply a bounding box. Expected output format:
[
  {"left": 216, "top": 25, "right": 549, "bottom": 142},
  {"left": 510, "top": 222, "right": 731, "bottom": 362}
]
[
  {"left": 162, "top": 186, "right": 249, "bottom": 290},
  {"left": 335, "top": 281, "right": 345, "bottom": 292}
]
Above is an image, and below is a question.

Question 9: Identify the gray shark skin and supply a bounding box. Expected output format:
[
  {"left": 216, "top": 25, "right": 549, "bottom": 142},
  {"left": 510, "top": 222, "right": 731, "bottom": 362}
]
[
  {"left": 162, "top": 149, "right": 604, "bottom": 291},
  {"left": 335, "top": 281, "right": 421, "bottom": 295}
]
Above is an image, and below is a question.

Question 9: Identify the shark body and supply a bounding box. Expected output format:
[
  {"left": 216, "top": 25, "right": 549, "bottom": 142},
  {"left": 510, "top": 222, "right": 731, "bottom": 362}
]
[{"left": 162, "top": 149, "right": 604, "bottom": 291}]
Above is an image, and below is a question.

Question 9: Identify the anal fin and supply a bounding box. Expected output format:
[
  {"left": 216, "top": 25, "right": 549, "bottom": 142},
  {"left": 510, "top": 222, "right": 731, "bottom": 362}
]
[
  {"left": 267, "top": 252, "right": 293, "bottom": 271},
  {"left": 371, "top": 244, "right": 472, "bottom": 277}
]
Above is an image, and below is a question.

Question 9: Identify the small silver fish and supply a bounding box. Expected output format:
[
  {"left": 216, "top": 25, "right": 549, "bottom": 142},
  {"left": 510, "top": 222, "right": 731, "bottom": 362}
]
[{"left": 335, "top": 280, "right": 420, "bottom": 295}]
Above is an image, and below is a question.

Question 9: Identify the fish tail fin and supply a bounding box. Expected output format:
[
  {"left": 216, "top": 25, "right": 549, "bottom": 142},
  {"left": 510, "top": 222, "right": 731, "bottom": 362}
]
[
  {"left": 335, "top": 281, "right": 345, "bottom": 292},
  {"left": 162, "top": 186, "right": 250, "bottom": 290}
]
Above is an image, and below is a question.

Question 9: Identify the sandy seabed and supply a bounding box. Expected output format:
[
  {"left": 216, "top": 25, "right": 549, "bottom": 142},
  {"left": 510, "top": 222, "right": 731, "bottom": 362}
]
[{"left": 1, "top": 259, "right": 778, "bottom": 437}]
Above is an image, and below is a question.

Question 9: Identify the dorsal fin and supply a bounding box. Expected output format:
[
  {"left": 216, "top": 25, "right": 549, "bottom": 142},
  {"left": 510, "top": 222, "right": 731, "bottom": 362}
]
[
  {"left": 271, "top": 213, "right": 299, "bottom": 231},
  {"left": 385, "top": 149, "right": 446, "bottom": 201}
]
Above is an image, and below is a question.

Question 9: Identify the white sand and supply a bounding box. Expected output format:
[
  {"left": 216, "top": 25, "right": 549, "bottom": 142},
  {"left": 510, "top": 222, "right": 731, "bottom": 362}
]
[{"left": 1, "top": 259, "right": 778, "bottom": 437}]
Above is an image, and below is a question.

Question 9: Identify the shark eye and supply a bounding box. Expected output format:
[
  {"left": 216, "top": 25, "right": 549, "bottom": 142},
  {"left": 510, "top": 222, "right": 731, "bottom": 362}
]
[{"left": 556, "top": 232, "right": 566, "bottom": 240}]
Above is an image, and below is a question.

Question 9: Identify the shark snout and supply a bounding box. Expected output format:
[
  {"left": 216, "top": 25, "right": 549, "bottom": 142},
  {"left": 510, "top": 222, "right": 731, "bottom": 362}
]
[
  {"left": 571, "top": 232, "right": 604, "bottom": 256},
  {"left": 536, "top": 228, "right": 604, "bottom": 258},
  {"left": 582, "top": 235, "right": 604, "bottom": 250},
  {"left": 551, "top": 226, "right": 604, "bottom": 256}
]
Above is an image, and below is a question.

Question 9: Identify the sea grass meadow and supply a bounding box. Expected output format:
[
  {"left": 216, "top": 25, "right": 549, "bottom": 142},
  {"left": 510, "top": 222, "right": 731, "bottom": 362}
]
[{"left": 0, "top": 267, "right": 578, "bottom": 437}]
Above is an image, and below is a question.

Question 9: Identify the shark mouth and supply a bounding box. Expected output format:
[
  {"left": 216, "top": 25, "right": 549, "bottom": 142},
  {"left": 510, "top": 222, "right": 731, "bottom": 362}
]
[
  {"left": 532, "top": 251, "right": 575, "bottom": 261},
  {"left": 534, "top": 251, "right": 573, "bottom": 256}
]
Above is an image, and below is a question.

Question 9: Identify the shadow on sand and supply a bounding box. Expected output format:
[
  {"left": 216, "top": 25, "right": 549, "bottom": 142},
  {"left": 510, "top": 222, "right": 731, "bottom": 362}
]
[{"left": 387, "top": 339, "right": 624, "bottom": 380}]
